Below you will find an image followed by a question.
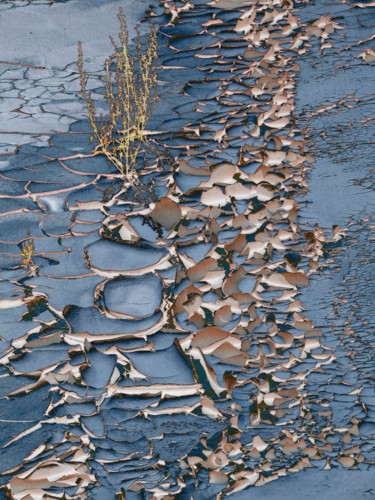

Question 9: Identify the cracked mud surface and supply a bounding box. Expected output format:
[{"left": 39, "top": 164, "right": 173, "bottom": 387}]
[{"left": 0, "top": 0, "right": 374, "bottom": 498}]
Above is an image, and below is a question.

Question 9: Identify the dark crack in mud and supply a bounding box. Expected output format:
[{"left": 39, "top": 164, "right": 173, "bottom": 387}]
[{"left": 0, "top": 0, "right": 374, "bottom": 498}]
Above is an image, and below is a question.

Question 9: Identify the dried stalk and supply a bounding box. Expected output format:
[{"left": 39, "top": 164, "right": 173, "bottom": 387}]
[
  {"left": 21, "top": 238, "right": 35, "bottom": 268},
  {"left": 78, "top": 9, "right": 158, "bottom": 177}
]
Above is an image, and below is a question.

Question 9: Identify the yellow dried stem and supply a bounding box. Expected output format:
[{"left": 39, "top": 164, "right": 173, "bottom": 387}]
[
  {"left": 77, "top": 9, "right": 158, "bottom": 177},
  {"left": 21, "top": 239, "right": 35, "bottom": 268}
]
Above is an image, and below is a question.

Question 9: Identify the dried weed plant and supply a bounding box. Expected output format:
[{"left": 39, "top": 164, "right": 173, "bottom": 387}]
[
  {"left": 78, "top": 8, "right": 158, "bottom": 177},
  {"left": 20, "top": 238, "right": 35, "bottom": 269}
]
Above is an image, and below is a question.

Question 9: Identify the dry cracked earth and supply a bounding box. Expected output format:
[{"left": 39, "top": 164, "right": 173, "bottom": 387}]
[{"left": 0, "top": 0, "right": 374, "bottom": 499}]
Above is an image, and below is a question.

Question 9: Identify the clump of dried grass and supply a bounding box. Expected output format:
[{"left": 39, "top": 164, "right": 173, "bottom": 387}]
[
  {"left": 78, "top": 8, "right": 158, "bottom": 177},
  {"left": 20, "top": 238, "right": 35, "bottom": 269}
]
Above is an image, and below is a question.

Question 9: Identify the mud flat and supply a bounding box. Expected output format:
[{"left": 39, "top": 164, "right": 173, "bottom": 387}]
[{"left": 0, "top": 0, "right": 374, "bottom": 498}]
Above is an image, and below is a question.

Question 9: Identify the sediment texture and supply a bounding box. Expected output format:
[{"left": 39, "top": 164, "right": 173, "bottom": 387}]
[{"left": 0, "top": 0, "right": 374, "bottom": 498}]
